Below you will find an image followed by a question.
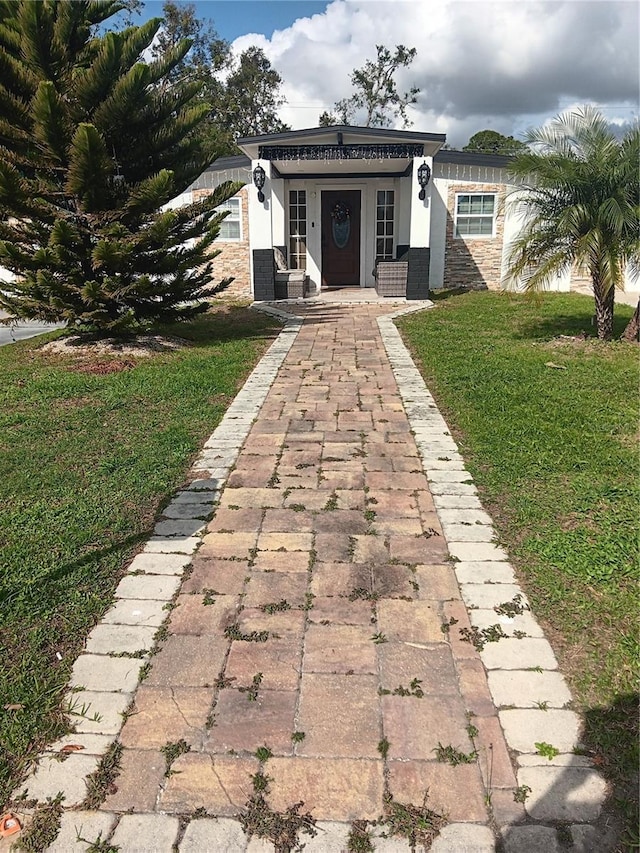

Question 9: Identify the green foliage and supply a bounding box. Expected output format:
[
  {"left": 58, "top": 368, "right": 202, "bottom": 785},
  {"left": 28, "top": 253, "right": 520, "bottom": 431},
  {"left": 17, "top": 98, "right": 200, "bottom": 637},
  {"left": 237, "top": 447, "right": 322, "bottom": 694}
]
[
  {"left": 82, "top": 742, "right": 124, "bottom": 807},
  {"left": 381, "top": 792, "right": 447, "bottom": 849},
  {"left": 254, "top": 745, "right": 273, "bottom": 762},
  {"left": 347, "top": 821, "right": 374, "bottom": 852},
  {"left": 506, "top": 106, "right": 640, "bottom": 340},
  {"left": 513, "top": 784, "right": 532, "bottom": 803},
  {"left": 463, "top": 129, "right": 528, "bottom": 155},
  {"left": 535, "top": 741, "right": 560, "bottom": 760},
  {"left": 0, "top": 0, "right": 239, "bottom": 334},
  {"left": 433, "top": 742, "right": 478, "bottom": 766},
  {"left": 323, "top": 44, "right": 420, "bottom": 128},
  {"left": 152, "top": 3, "right": 289, "bottom": 150},
  {"left": 223, "top": 46, "right": 290, "bottom": 140},
  {"left": 161, "top": 738, "right": 190, "bottom": 775}
]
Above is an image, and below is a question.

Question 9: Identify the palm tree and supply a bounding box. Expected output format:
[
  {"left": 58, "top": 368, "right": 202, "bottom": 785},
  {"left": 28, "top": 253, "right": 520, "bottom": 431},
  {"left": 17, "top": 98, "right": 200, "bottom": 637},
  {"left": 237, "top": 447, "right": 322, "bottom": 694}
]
[{"left": 505, "top": 106, "right": 639, "bottom": 341}]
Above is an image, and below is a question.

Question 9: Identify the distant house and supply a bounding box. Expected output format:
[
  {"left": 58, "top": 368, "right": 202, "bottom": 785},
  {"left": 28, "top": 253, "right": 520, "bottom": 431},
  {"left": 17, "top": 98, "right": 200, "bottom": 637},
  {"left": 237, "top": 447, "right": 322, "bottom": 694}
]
[{"left": 177, "top": 125, "right": 639, "bottom": 301}]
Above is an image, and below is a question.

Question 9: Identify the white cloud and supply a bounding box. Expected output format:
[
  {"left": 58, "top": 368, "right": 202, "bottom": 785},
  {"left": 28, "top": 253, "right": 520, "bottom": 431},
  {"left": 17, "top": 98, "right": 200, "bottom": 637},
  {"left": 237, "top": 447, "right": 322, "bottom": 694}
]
[{"left": 230, "top": 0, "right": 639, "bottom": 147}]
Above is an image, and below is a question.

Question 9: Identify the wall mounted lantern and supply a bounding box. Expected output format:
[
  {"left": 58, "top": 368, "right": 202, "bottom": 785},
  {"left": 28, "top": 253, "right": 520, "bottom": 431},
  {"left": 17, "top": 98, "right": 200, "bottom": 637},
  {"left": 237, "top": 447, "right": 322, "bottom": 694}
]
[
  {"left": 417, "top": 161, "right": 431, "bottom": 200},
  {"left": 253, "top": 163, "right": 266, "bottom": 202}
]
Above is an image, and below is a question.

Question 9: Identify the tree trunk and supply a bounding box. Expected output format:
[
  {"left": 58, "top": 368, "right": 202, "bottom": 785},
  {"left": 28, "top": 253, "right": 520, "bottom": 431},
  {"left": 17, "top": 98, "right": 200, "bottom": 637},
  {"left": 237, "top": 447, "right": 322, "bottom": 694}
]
[
  {"left": 593, "top": 282, "right": 615, "bottom": 341},
  {"left": 621, "top": 298, "right": 640, "bottom": 343}
]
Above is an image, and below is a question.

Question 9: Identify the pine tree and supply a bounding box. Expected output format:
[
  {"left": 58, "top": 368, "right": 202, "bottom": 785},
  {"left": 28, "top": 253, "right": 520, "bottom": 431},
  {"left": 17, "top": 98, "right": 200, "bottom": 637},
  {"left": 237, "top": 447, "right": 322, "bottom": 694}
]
[{"left": 0, "top": 0, "right": 240, "bottom": 334}]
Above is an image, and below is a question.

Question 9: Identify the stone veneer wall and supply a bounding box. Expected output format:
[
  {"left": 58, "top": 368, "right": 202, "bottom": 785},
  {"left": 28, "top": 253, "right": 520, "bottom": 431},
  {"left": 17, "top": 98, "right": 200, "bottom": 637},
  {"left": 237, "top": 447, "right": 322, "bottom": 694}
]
[
  {"left": 193, "top": 186, "right": 251, "bottom": 299},
  {"left": 443, "top": 183, "right": 506, "bottom": 290}
]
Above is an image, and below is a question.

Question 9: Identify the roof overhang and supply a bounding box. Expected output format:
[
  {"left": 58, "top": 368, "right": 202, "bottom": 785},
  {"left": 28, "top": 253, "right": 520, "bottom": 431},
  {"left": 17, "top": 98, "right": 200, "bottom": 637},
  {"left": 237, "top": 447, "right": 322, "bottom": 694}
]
[{"left": 237, "top": 125, "right": 445, "bottom": 178}]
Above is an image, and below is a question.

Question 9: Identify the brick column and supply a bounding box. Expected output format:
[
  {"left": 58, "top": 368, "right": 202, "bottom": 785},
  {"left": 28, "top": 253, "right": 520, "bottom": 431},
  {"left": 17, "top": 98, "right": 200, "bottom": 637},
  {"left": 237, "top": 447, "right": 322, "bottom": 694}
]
[
  {"left": 252, "top": 248, "right": 275, "bottom": 301},
  {"left": 407, "top": 248, "right": 430, "bottom": 300}
]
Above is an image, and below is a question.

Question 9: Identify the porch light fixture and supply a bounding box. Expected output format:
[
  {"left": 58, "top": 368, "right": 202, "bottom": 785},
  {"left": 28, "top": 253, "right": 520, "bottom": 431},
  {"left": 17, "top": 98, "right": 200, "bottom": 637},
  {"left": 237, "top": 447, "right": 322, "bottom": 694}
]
[
  {"left": 417, "top": 161, "right": 431, "bottom": 200},
  {"left": 253, "top": 163, "right": 266, "bottom": 202}
]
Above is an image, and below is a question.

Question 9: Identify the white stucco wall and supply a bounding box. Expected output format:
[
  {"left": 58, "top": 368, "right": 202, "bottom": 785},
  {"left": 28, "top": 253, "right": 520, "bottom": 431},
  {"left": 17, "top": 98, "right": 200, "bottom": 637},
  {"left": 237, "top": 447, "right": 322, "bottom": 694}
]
[
  {"left": 397, "top": 175, "right": 412, "bottom": 249},
  {"left": 624, "top": 265, "right": 640, "bottom": 293},
  {"left": 500, "top": 188, "right": 569, "bottom": 292},
  {"left": 428, "top": 177, "right": 449, "bottom": 289},
  {"left": 409, "top": 157, "right": 433, "bottom": 248},
  {"left": 248, "top": 159, "right": 274, "bottom": 251}
]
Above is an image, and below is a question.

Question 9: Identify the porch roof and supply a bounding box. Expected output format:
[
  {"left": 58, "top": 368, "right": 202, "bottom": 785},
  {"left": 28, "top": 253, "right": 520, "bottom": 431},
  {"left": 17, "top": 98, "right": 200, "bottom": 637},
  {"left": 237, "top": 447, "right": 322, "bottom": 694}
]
[{"left": 237, "top": 125, "right": 445, "bottom": 178}]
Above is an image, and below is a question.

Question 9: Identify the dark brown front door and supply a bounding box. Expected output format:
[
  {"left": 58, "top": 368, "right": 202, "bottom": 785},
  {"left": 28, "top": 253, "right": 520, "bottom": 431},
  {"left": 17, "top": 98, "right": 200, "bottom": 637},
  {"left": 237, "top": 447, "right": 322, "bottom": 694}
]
[{"left": 321, "top": 190, "right": 361, "bottom": 286}]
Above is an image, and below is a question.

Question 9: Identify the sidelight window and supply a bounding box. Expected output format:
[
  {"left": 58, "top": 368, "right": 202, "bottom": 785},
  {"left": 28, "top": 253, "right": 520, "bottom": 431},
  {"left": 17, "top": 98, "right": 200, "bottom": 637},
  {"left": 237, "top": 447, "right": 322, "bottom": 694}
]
[
  {"left": 289, "top": 190, "right": 307, "bottom": 269},
  {"left": 375, "top": 190, "right": 395, "bottom": 260}
]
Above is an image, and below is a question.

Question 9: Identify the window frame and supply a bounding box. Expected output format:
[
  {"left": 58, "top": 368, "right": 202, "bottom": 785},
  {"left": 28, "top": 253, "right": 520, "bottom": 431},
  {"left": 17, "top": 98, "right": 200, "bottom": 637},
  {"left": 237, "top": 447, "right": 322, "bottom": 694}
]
[
  {"left": 288, "top": 189, "right": 307, "bottom": 270},
  {"left": 454, "top": 192, "right": 497, "bottom": 239},
  {"left": 217, "top": 197, "right": 242, "bottom": 242},
  {"left": 375, "top": 188, "right": 396, "bottom": 262}
]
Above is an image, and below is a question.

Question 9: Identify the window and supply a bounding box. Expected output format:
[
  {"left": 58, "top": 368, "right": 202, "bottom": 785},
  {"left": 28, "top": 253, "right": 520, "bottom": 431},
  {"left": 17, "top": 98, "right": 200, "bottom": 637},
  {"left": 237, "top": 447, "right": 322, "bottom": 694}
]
[
  {"left": 375, "top": 190, "right": 395, "bottom": 260},
  {"left": 289, "top": 190, "right": 307, "bottom": 269},
  {"left": 217, "top": 197, "right": 242, "bottom": 240},
  {"left": 455, "top": 193, "right": 496, "bottom": 237}
]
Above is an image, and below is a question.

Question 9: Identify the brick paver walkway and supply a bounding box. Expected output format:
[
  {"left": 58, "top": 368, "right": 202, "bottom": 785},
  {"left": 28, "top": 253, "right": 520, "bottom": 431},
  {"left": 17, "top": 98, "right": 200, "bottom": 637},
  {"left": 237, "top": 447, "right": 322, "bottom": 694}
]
[
  {"left": 103, "top": 305, "right": 502, "bottom": 832},
  {"left": 9, "top": 303, "right": 607, "bottom": 852}
]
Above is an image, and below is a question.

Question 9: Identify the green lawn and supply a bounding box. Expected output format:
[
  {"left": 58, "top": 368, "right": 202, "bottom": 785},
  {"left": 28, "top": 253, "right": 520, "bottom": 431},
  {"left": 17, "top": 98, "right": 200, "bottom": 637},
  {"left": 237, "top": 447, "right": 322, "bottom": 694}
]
[
  {"left": 398, "top": 290, "right": 639, "bottom": 846},
  {"left": 0, "top": 305, "right": 279, "bottom": 808}
]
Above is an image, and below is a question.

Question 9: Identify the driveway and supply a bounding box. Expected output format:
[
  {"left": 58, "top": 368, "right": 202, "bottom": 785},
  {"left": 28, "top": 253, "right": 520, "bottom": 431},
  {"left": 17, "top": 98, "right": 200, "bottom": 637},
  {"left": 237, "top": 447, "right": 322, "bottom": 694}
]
[{"left": 0, "top": 310, "right": 65, "bottom": 346}]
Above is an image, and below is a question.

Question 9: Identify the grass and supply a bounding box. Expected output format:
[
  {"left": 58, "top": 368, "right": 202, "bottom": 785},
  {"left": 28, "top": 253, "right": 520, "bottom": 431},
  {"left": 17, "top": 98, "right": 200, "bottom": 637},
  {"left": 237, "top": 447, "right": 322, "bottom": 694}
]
[
  {"left": 398, "top": 290, "right": 639, "bottom": 844},
  {"left": 0, "top": 304, "right": 279, "bottom": 809}
]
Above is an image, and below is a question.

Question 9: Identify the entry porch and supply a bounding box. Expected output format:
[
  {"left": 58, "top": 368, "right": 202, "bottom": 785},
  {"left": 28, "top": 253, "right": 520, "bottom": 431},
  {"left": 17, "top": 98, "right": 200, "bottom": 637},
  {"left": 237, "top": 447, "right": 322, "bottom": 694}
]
[{"left": 236, "top": 126, "right": 445, "bottom": 301}]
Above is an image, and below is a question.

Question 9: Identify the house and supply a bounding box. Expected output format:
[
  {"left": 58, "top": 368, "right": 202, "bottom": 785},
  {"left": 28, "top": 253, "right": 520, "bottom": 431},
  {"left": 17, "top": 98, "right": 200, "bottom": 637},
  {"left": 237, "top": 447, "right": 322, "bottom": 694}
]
[{"left": 178, "top": 125, "right": 639, "bottom": 301}]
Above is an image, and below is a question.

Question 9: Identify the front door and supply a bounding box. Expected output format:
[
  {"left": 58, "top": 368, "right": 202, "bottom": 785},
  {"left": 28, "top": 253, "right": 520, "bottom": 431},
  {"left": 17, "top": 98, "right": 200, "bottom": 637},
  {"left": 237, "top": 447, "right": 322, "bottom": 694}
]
[{"left": 321, "top": 190, "right": 361, "bottom": 287}]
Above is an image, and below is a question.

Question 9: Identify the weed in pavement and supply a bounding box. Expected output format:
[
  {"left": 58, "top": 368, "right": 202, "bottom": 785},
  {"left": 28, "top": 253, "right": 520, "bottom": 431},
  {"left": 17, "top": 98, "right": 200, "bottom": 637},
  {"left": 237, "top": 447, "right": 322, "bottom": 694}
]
[
  {"left": 458, "top": 624, "right": 508, "bottom": 651},
  {"left": 201, "top": 589, "right": 217, "bottom": 606},
  {"left": 323, "top": 493, "right": 338, "bottom": 511},
  {"left": 12, "top": 794, "right": 63, "bottom": 852},
  {"left": 347, "top": 820, "right": 374, "bottom": 852},
  {"left": 254, "top": 746, "right": 273, "bottom": 762},
  {"left": 513, "top": 785, "right": 532, "bottom": 804},
  {"left": 535, "top": 741, "right": 560, "bottom": 760},
  {"left": 224, "top": 624, "right": 269, "bottom": 643},
  {"left": 377, "top": 738, "right": 390, "bottom": 759},
  {"left": 380, "top": 791, "right": 447, "bottom": 849},
  {"left": 348, "top": 587, "right": 378, "bottom": 603},
  {"left": 260, "top": 600, "right": 291, "bottom": 614},
  {"left": 300, "top": 592, "right": 315, "bottom": 612},
  {"left": 161, "top": 739, "right": 190, "bottom": 776},
  {"left": 239, "top": 673, "right": 263, "bottom": 702},
  {"left": 494, "top": 594, "right": 529, "bottom": 617},
  {"left": 371, "top": 632, "right": 387, "bottom": 644},
  {"left": 240, "top": 768, "right": 317, "bottom": 852},
  {"left": 433, "top": 742, "right": 478, "bottom": 766},
  {"left": 81, "top": 742, "right": 123, "bottom": 809},
  {"left": 79, "top": 831, "right": 119, "bottom": 852},
  {"left": 380, "top": 678, "right": 424, "bottom": 699}
]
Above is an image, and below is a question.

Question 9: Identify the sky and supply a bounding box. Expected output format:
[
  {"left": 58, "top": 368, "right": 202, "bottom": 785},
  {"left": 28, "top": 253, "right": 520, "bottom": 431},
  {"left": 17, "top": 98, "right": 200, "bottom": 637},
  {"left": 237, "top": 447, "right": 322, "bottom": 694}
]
[{"left": 137, "top": 0, "right": 639, "bottom": 148}]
